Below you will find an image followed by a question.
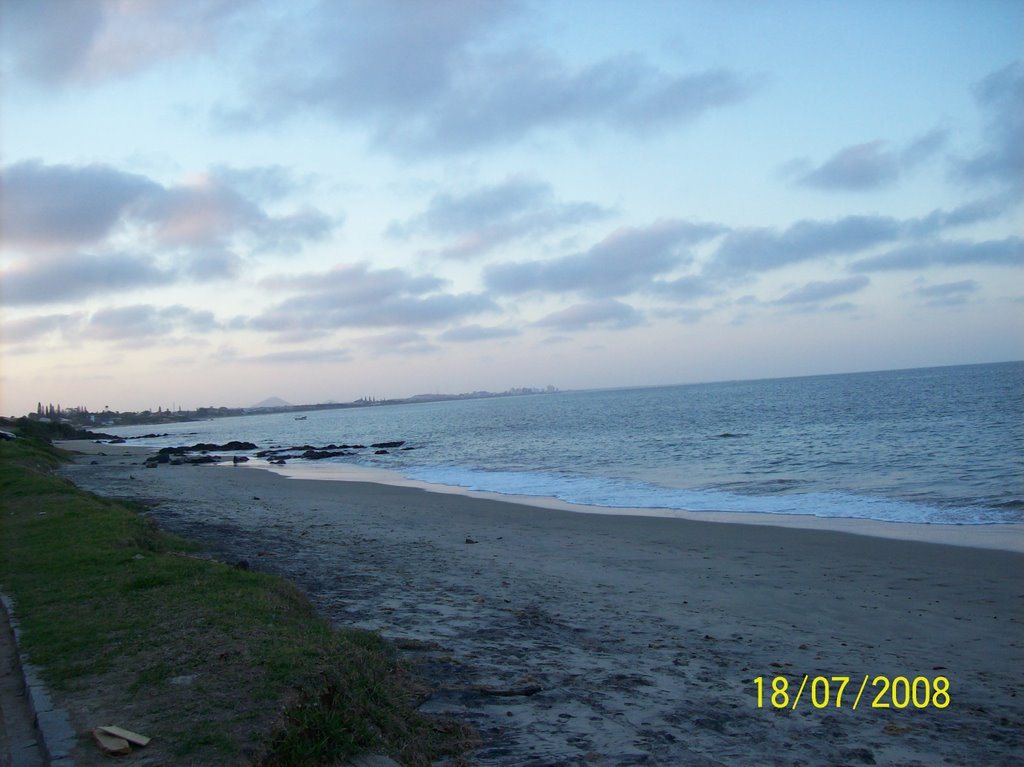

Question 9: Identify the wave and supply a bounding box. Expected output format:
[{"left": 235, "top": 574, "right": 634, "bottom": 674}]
[{"left": 402, "top": 465, "right": 1022, "bottom": 526}]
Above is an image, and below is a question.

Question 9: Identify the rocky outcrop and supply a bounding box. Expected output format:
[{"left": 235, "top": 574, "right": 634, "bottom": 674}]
[
  {"left": 300, "top": 450, "right": 356, "bottom": 460},
  {"left": 148, "top": 438, "right": 413, "bottom": 465},
  {"left": 158, "top": 441, "right": 257, "bottom": 455}
]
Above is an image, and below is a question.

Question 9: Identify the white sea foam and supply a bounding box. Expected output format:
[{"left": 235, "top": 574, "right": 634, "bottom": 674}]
[{"left": 401, "top": 466, "right": 1005, "bottom": 525}]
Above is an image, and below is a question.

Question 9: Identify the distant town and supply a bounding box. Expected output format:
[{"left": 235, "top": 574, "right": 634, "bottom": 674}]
[{"left": 17, "top": 387, "right": 560, "bottom": 429}]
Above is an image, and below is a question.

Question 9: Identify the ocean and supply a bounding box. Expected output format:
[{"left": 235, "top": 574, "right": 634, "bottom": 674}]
[{"left": 106, "top": 362, "right": 1023, "bottom": 526}]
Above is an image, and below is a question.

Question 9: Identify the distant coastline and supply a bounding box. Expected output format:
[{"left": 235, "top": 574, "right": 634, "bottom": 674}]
[{"left": 10, "top": 385, "right": 560, "bottom": 429}]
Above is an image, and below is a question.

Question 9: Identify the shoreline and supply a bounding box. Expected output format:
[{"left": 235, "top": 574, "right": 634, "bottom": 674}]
[
  {"left": 55, "top": 440, "right": 1024, "bottom": 766},
  {"left": 67, "top": 441, "right": 1024, "bottom": 552},
  {"left": 261, "top": 460, "right": 1024, "bottom": 553}
]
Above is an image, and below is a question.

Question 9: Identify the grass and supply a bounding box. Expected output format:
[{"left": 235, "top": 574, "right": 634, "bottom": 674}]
[{"left": 0, "top": 436, "right": 474, "bottom": 765}]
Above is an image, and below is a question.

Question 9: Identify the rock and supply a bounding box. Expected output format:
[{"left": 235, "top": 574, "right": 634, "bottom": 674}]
[
  {"left": 374, "top": 449, "right": 389, "bottom": 455},
  {"left": 160, "top": 441, "right": 257, "bottom": 455},
  {"left": 841, "top": 747, "right": 877, "bottom": 765},
  {"left": 371, "top": 440, "right": 405, "bottom": 449},
  {"left": 192, "top": 441, "right": 257, "bottom": 452},
  {"left": 301, "top": 450, "right": 353, "bottom": 460},
  {"left": 93, "top": 728, "right": 131, "bottom": 755},
  {"left": 232, "top": 455, "right": 249, "bottom": 464},
  {"left": 109, "top": 438, "right": 126, "bottom": 444}
]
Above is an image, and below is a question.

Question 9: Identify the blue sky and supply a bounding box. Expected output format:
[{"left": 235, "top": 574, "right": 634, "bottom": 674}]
[{"left": 1, "top": 0, "right": 1021, "bottom": 414}]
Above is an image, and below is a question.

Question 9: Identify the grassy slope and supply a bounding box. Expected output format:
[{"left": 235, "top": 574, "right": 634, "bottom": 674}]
[{"left": 0, "top": 437, "right": 472, "bottom": 765}]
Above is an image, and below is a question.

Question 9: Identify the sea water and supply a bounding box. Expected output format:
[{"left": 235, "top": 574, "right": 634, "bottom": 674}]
[{"left": 107, "top": 362, "right": 1023, "bottom": 525}]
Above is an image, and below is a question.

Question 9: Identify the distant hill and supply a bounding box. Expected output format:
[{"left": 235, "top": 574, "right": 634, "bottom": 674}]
[{"left": 251, "top": 396, "right": 292, "bottom": 409}]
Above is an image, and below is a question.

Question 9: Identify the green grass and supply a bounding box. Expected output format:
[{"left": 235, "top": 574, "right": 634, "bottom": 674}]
[{"left": 0, "top": 437, "right": 473, "bottom": 765}]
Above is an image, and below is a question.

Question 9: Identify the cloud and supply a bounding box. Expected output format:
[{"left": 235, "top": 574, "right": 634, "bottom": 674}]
[
  {"left": 135, "top": 172, "right": 334, "bottom": 252},
  {"left": 210, "top": 164, "right": 305, "bottom": 202},
  {"left": 900, "top": 128, "right": 949, "bottom": 167},
  {"left": 261, "top": 263, "right": 444, "bottom": 302},
  {"left": 906, "top": 192, "right": 1019, "bottom": 236},
  {"left": 0, "top": 305, "right": 220, "bottom": 350},
  {"left": 1, "top": 0, "right": 258, "bottom": 85},
  {"left": 183, "top": 247, "right": 243, "bottom": 280},
  {"left": 83, "top": 304, "right": 221, "bottom": 343},
  {"left": 250, "top": 263, "right": 496, "bottom": 334},
  {"left": 241, "top": 348, "right": 352, "bottom": 365},
  {"left": 795, "top": 130, "right": 947, "bottom": 191},
  {"left": 1, "top": 160, "right": 159, "bottom": 253},
  {"left": 798, "top": 141, "right": 901, "bottom": 190},
  {"left": 850, "top": 237, "right": 1023, "bottom": 272},
  {"left": 709, "top": 215, "right": 901, "bottom": 276},
  {"left": 650, "top": 275, "right": 719, "bottom": 302},
  {"left": 957, "top": 60, "right": 1023, "bottom": 191},
  {"left": 387, "top": 55, "right": 756, "bottom": 154},
  {"left": 389, "top": 176, "right": 608, "bottom": 259},
  {"left": 535, "top": 299, "right": 644, "bottom": 331},
  {"left": 439, "top": 325, "right": 521, "bottom": 343},
  {"left": 0, "top": 161, "right": 335, "bottom": 304},
  {"left": 1, "top": 253, "right": 174, "bottom": 306},
  {"left": 0, "top": 313, "right": 84, "bottom": 345},
  {"left": 913, "top": 280, "right": 979, "bottom": 307},
  {"left": 227, "top": 2, "right": 756, "bottom": 155},
  {"left": 486, "top": 219, "right": 724, "bottom": 297},
  {"left": 1, "top": 161, "right": 334, "bottom": 257},
  {"left": 775, "top": 275, "right": 870, "bottom": 305},
  {"left": 356, "top": 330, "right": 437, "bottom": 355}
]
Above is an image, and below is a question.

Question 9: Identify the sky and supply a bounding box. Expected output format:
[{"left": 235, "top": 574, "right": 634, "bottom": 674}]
[{"left": 1, "top": 0, "right": 1022, "bottom": 414}]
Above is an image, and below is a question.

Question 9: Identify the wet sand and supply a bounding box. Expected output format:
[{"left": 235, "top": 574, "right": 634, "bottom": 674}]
[{"left": 58, "top": 442, "right": 1023, "bottom": 766}]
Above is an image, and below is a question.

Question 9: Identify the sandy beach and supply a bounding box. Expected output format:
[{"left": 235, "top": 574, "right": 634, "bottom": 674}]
[{"left": 57, "top": 442, "right": 1023, "bottom": 766}]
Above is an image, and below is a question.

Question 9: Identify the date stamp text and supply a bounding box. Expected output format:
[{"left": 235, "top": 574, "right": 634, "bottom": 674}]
[{"left": 753, "top": 675, "right": 950, "bottom": 710}]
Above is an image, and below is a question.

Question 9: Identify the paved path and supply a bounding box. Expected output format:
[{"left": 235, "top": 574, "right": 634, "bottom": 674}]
[{"left": 0, "top": 604, "right": 45, "bottom": 767}]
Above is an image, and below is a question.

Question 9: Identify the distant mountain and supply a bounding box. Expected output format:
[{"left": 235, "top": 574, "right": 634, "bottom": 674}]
[{"left": 251, "top": 396, "right": 292, "bottom": 409}]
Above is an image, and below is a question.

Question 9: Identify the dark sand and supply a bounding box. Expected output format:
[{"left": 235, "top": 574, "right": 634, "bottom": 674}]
[{"left": 57, "top": 443, "right": 1023, "bottom": 766}]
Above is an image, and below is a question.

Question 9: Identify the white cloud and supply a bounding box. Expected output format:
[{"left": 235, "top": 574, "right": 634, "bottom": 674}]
[
  {"left": 486, "top": 220, "right": 724, "bottom": 297},
  {"left": 774, "top": 275, "right": 870, "bottom": 305},
  {"left": 388, "top": 176, "right": 608, "bottom": 259},
  {"left": 794, "top": 130, "right": 947, "bottom": 191},
  {"left": 850, "top": 237, "right": 1023, "bottom": 272},
  {"left": 535, "top": 299, "right": 644, "bottom": 331},
  {"left": 223, "top": 2, "right": 756, "bottom": 155},
  {"left": 1, "top": 0, "right": 258, "bottom": 85}
]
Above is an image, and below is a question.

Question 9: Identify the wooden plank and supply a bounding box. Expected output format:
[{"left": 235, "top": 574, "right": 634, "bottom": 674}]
[{"left": 98, "top": 725, "right": 151, "bottom": 747}]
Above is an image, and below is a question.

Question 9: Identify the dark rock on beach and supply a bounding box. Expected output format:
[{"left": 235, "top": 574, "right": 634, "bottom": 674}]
[
  {"left": 196, "top": 441, "right": 258, "bottom": 452},
  {"left": 371, "top": 441, "right": 405, "bottom": 449},
  {"left": 301, "top": 450, "right": 355, "bottom": 460},
  {"left": 159, "top": 441, "right": 258, "bottom": 455}
]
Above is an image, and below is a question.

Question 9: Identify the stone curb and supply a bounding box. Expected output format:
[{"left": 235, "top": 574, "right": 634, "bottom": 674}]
[{"left": 0, "top": 593, "right": 76, "bottom": 767}]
